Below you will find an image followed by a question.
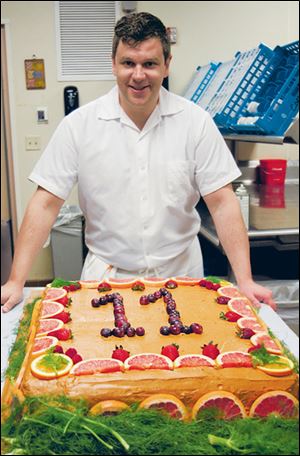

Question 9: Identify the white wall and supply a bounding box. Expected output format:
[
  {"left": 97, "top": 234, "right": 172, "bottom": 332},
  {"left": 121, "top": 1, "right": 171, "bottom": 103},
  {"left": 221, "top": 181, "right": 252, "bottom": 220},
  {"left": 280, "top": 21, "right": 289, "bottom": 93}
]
[{"left": 1, "top": 1, "right": 299, "bottom": 280}]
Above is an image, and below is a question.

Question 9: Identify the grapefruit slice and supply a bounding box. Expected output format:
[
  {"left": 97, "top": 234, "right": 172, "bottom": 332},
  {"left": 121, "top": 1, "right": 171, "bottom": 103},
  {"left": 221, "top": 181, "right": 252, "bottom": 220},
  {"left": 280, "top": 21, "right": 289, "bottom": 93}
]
[
  {"left": 192, "top": 391, "right": 247, "bottom": 420},
  {"left": 256, "top": 355, "right": 294, "bottom": 377},
  {"left": 228, "top": 297, "right": 255, "bottom": 318},
  {"left": 107, "top": 278, "right": 137, "bottom": 288},
  {"left": 142, "top": 277, "right": 169, "bottom": 287},
  {"left": 139, "top": 394, "right": 189, "bottom": 420},
  {"left": 70, "top": 358, "right": 124, "bottom": 375},
  {"left": 31, "top": 353, "right": 73, "bottom": 380},
  {"left": 174, "top": 277, "right": 200, "bottom": 286},
  {"left": 36, "top": 318, "right": 64, "bottom": 337},
  {"left": 40, "top": 301, "right": 65, "bottom": 319},
  {"left": 174, "top": 354, "right": 215, "bottom": 368},
  {"left": 217, "top": 286, "right": 243, "bottom": 299},
  {"left": 236, "top": 317, "right": 265, "bottom": 333},
  {"left": 89, "top": 400, "right": 129, "bottom": 416},
  {"left": 79, "top": 280, "right": 100, "bottom": 289},
  {"left": 249, "top": 391, "right": 299, "bottom": 418},
  {"left": 216, "top": 351, "right": 253, "bottom": 368},
  {"left": 43, "top": 287, "right": 67, "bottom": 301},
  {"left": 124, "top": 353, "right": 173, "bottom": 371},
  {"left": 250, "top": 332, "right": 282, "bottom": 355},
  {"left": 32, "top": 336, "right": 58, "bottom": 357}
]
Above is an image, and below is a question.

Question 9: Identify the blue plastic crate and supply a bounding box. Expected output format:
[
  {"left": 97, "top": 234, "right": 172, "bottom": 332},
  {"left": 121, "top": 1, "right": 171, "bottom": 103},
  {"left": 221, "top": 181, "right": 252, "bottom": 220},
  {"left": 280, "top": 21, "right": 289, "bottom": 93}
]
[
  {"left": 196, "top": 58, "right": 236, "bottom": 110},
  {"left": 232, "top": 40, "right": 299, "bottom": 136},
  {"left": 183, "top": 62, "right": 221, "bottom": 103},
  {"left": 207, "top": 44, "right": 274, "bottom": 129}
]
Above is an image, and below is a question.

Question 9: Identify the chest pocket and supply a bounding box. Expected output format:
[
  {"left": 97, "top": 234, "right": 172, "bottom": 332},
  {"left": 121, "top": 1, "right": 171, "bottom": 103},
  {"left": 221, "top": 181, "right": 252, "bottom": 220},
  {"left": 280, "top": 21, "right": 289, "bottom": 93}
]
[{"left": 166, "top": 161, "right": 196, "bottom": 204}]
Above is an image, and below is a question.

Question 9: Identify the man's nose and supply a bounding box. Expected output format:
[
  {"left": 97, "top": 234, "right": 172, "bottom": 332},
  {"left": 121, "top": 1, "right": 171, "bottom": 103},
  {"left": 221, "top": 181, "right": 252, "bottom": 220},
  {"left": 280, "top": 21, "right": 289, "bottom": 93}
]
[{"left": 132, "top": 65, "right": 146, "bottom": 80}]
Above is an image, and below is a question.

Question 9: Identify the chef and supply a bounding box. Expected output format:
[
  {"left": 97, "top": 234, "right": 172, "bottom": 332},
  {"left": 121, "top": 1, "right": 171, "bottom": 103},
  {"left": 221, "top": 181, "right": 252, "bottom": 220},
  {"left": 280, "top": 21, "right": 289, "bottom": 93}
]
[{"left": 1, "top": 12, "right": 275, "bottom": 312}]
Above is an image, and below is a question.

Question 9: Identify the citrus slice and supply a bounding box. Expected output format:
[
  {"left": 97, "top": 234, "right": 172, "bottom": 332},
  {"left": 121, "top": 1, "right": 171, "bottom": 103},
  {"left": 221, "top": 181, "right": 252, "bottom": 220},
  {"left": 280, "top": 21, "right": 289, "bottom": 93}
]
[
  {"left": 256, "top": 355, "right": 294, "bottom": 377},
  {"left": 219, "top": 280, "right": 233, "bottom": 287},
  {"left": 43, "top": 287, "right": 67, "bottom": 301},
  {"left": 79, "top": 280, "right": 100, "bottom": 289},
  {"left": 228, "top": 297, "right": 255, "bottom": 318},
  {"left": 249, "top": 391, "right": 299, "bottom": 418},
  {"left": 174, "top": 277, "right": 199, "bottom": 286},
  {"left": 216, "top": 351, "right": 253, "bottom": 368},
  {"left": 107, "top": 278, "right": 138, "bottom": 288},
  {"left": 31, "top": 353, "right": 73, "bottom": 380},
  {"left": 192, "top": 391, "right": 247, "bottom": 420},
  {"left": 90, "top": 400, "right": 130, "bottom": 416},
  {"left": 40, "top": 301, "right": 65, "bottom": 319},
  {"left": 236, "top": 317, "right": 265, "bottom": 333},
  {"left": 250, "top": 332, "right": 282, "bottom": 355},
  {"left": 139, "top": 394, "right": 189, "bottom": 420},
  {"left": 142, "top": 277, "right": 169, "bottom": 287},
  {"left": 124, "top": 353, "right": 173, "bottom": 371},
  {"left": 32, "top": 336, "right": 59, "bottom": 357},
  {"left": 217, "top": 286, "right": 243, "bottom": 299},
  {"left": 174, "top": 354, "right": 215, "bottom": 368},
  {"left": 36, "top": 318, "right": 64, "bottom": 337},
  {"left": 70, "top": 358, "right": 124, "bottom": 375}
]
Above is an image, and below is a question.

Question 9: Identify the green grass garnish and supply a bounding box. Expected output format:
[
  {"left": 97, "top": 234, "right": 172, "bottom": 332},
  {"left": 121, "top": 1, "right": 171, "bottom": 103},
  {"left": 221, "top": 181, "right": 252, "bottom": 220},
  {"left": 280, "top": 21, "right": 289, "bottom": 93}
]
[
  {"left": 4, "top": 298, "right": 40, "bottom": 382},
  {"left": 1, "top": 395, "right": 299, "bottom": 455},
  {"left": 50, "top": 278, "right": 79, "bottom": 288}
]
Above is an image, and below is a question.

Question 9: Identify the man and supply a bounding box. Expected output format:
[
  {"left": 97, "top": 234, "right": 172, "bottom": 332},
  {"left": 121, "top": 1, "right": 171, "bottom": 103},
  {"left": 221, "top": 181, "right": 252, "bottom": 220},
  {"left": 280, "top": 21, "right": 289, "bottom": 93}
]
[{"left": 1, "top": 12, "right": 275, "bottom": 312}]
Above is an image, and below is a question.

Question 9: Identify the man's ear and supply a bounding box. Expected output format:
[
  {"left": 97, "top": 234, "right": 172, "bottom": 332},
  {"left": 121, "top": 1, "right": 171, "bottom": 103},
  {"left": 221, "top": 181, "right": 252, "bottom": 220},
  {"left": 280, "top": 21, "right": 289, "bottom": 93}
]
[
  {"left": 164, "top": 55, "right": 172, "bottom": 77},
  {"left": 112, "top": 56, "right": 116, "bottom": 76}
]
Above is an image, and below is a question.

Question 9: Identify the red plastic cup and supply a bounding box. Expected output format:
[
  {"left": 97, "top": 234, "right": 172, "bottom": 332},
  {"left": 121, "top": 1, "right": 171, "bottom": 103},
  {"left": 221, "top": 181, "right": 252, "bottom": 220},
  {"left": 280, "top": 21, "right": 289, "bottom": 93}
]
[
  {"left": 259, "top": 185, "right": 285, "bottom": 208},
  {"left": 259, "top": 159, "right": 287, "bottom": 185}
]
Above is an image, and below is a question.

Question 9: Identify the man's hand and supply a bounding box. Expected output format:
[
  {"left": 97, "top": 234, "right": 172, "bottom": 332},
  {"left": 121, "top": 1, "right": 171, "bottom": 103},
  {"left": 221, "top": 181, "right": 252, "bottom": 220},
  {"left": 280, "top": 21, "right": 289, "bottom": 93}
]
[
  {"left": 237, "top": 279, "right": 277, "bottom": 311},
  {"left": 1, "top": 281, "right": 24, "bottom": 313}
]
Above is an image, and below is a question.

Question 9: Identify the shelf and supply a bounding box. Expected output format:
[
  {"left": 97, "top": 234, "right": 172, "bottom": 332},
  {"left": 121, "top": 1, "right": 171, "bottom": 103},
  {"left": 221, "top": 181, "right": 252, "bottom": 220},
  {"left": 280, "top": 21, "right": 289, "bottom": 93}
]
[{"left": 223, "top": 134, "right": 285, "bottom": 144}]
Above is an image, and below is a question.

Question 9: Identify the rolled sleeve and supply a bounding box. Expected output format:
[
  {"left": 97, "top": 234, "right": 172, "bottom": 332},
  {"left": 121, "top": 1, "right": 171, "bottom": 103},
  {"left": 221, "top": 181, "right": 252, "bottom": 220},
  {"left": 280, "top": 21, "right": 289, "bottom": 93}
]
[
  {"left": 194, "top": 112, "right": 241, "bottom": 196},
  {"left": 28, "top": 116, "right": 79, "bottom": 200}
]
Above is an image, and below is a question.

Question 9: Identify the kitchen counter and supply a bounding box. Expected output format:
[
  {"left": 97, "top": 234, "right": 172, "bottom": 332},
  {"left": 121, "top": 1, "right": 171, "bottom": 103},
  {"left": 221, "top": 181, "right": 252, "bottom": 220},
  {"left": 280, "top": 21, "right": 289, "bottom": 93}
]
[{"left": 198, "top": 182, "right": 299, "bottom": 250}]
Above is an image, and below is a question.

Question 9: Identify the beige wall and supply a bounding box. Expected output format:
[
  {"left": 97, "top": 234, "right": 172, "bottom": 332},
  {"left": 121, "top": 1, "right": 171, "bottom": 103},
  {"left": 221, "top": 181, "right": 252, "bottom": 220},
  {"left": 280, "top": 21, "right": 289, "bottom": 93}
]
[{"left": 1, "top": 1, "right": 299, "bottom": 280}]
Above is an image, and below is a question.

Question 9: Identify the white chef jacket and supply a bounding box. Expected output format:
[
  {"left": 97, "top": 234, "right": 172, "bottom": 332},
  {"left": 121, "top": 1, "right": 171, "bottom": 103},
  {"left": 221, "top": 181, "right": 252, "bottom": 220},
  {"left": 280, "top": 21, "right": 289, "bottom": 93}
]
[{"left": 29, "top": 85, "right": 241, "bottom": 279}]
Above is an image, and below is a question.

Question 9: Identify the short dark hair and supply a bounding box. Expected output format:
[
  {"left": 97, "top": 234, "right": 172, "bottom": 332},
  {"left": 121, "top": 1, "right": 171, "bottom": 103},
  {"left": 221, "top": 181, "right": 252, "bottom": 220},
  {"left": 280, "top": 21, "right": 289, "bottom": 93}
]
[{"left": 112, "top": 12, "right": 171, "bottom": 61}]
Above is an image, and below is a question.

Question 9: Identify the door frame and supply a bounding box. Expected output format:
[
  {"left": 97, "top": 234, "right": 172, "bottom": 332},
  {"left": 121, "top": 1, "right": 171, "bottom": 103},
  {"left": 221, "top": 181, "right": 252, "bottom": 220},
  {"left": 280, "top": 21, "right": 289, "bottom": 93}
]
[{"left": 1, "top": 19, "right": 21, "bottom": 247}]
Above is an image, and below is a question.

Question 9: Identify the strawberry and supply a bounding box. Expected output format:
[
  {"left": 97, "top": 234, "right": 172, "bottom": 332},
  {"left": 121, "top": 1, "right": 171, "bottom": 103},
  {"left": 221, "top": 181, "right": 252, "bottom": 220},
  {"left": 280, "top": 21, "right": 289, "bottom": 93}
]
[
  {"left": 165, "top": 279, "right": 178, "bottom": 289},
  {"left": 201, "top": 341, "right": 220, "bottom": 359},
  {"left": 161, "top": 343, "right": 180, "bottom": 361},
  {"left": 65, "top": 348, "right": 77, "bottom": 359},
  {"left": 215, "top": 296, "right": 230, "bottom": 304},
  {"left": 56, "top": 296, "right": 72, "bottom": 307},
  {"left": 236, "top": 328, "right": 255, "bottom": 339},
  {"left": 248, "top": 344, "right": 262, "bottom": 353},
  {"left": 72, "top": 353, "right": 83, "bottom": 364},
  {"left": 111, "top": 345, "right": 130, "bottom": 362},
  {"left": 219, "top": 311, "right": 241, "bottom": 322},
  {"left": 131, "top": 281, "right": 145, "bottom": 291},
  {"left": 48, "top": 328, "right": 73, "bottom": 341},
  {"left": 97, "top": 282, "right": 112, "bottom": 292},
  {"left": 53, "top": 345, "right": 64, "bottom": 354},
  {"left": 53, "top": 310, "right": 71, "bottom": 323}
]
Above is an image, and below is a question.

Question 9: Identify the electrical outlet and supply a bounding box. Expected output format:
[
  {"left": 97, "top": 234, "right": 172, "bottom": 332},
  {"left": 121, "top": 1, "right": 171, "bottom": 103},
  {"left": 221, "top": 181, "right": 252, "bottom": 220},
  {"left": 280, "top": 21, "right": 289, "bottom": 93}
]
[{"left": 25, "top": 136, "right": 41, "bottom": 150}]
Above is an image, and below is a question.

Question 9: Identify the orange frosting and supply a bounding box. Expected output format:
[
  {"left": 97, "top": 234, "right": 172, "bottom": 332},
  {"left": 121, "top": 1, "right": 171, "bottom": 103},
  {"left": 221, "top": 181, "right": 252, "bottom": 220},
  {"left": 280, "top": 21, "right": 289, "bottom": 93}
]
[{"left": 20, "top": 283, "right": 299, "bottom": 412}]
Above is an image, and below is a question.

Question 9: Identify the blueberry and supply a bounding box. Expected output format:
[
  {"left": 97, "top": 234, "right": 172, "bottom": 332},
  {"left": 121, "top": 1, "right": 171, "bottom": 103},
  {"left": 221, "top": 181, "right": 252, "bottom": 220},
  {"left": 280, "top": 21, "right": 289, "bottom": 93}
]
[
  {"left": 160, "top": 326, "right": 170, "bottom": 335},
  {"left": 135, "top": 327, "right": 145, "bottom": 336},
  {"left": 91, "top": 298, "right": 100, "bottom": 307},
  {"left": 100, "top": 328, "right": 112, "bottom": 337}
]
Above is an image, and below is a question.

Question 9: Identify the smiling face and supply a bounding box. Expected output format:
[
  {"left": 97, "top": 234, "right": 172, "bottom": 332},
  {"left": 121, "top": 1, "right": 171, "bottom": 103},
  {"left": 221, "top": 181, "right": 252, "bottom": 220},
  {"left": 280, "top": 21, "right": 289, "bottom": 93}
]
[{"left": 112, "top": 38, "right": 171, "bottom": 121}]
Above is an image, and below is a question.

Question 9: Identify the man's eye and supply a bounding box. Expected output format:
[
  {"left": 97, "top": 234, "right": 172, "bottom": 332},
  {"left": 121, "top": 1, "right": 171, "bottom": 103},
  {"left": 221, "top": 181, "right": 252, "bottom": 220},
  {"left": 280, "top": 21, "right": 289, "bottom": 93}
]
[
  {"left": 123, "top": 61, "right": 134, "bottom": 67},
  {"left": 144, "top": 62, "right": 156, "bottom": 68}
]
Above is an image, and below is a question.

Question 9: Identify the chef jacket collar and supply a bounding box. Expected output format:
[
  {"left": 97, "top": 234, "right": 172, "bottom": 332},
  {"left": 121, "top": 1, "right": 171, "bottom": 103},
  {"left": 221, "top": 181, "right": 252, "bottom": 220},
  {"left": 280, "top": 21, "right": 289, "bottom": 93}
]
[{"left": 97, "top": 85, "right": 184, "bottom": 121}]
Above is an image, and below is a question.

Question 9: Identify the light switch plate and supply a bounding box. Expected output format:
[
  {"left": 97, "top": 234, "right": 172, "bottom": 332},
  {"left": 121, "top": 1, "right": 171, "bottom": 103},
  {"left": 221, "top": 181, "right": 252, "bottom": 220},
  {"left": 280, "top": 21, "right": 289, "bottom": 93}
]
[{"left": 25, "top": 136, "right": 41, "bottom": 150}]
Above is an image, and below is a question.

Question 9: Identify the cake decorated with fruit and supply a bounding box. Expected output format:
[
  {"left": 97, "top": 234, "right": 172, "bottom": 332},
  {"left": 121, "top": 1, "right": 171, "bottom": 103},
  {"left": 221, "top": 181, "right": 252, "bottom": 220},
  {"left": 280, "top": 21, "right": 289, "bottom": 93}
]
[{"left": 2, "top": 276, "right": 299, "bottom": 421}]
